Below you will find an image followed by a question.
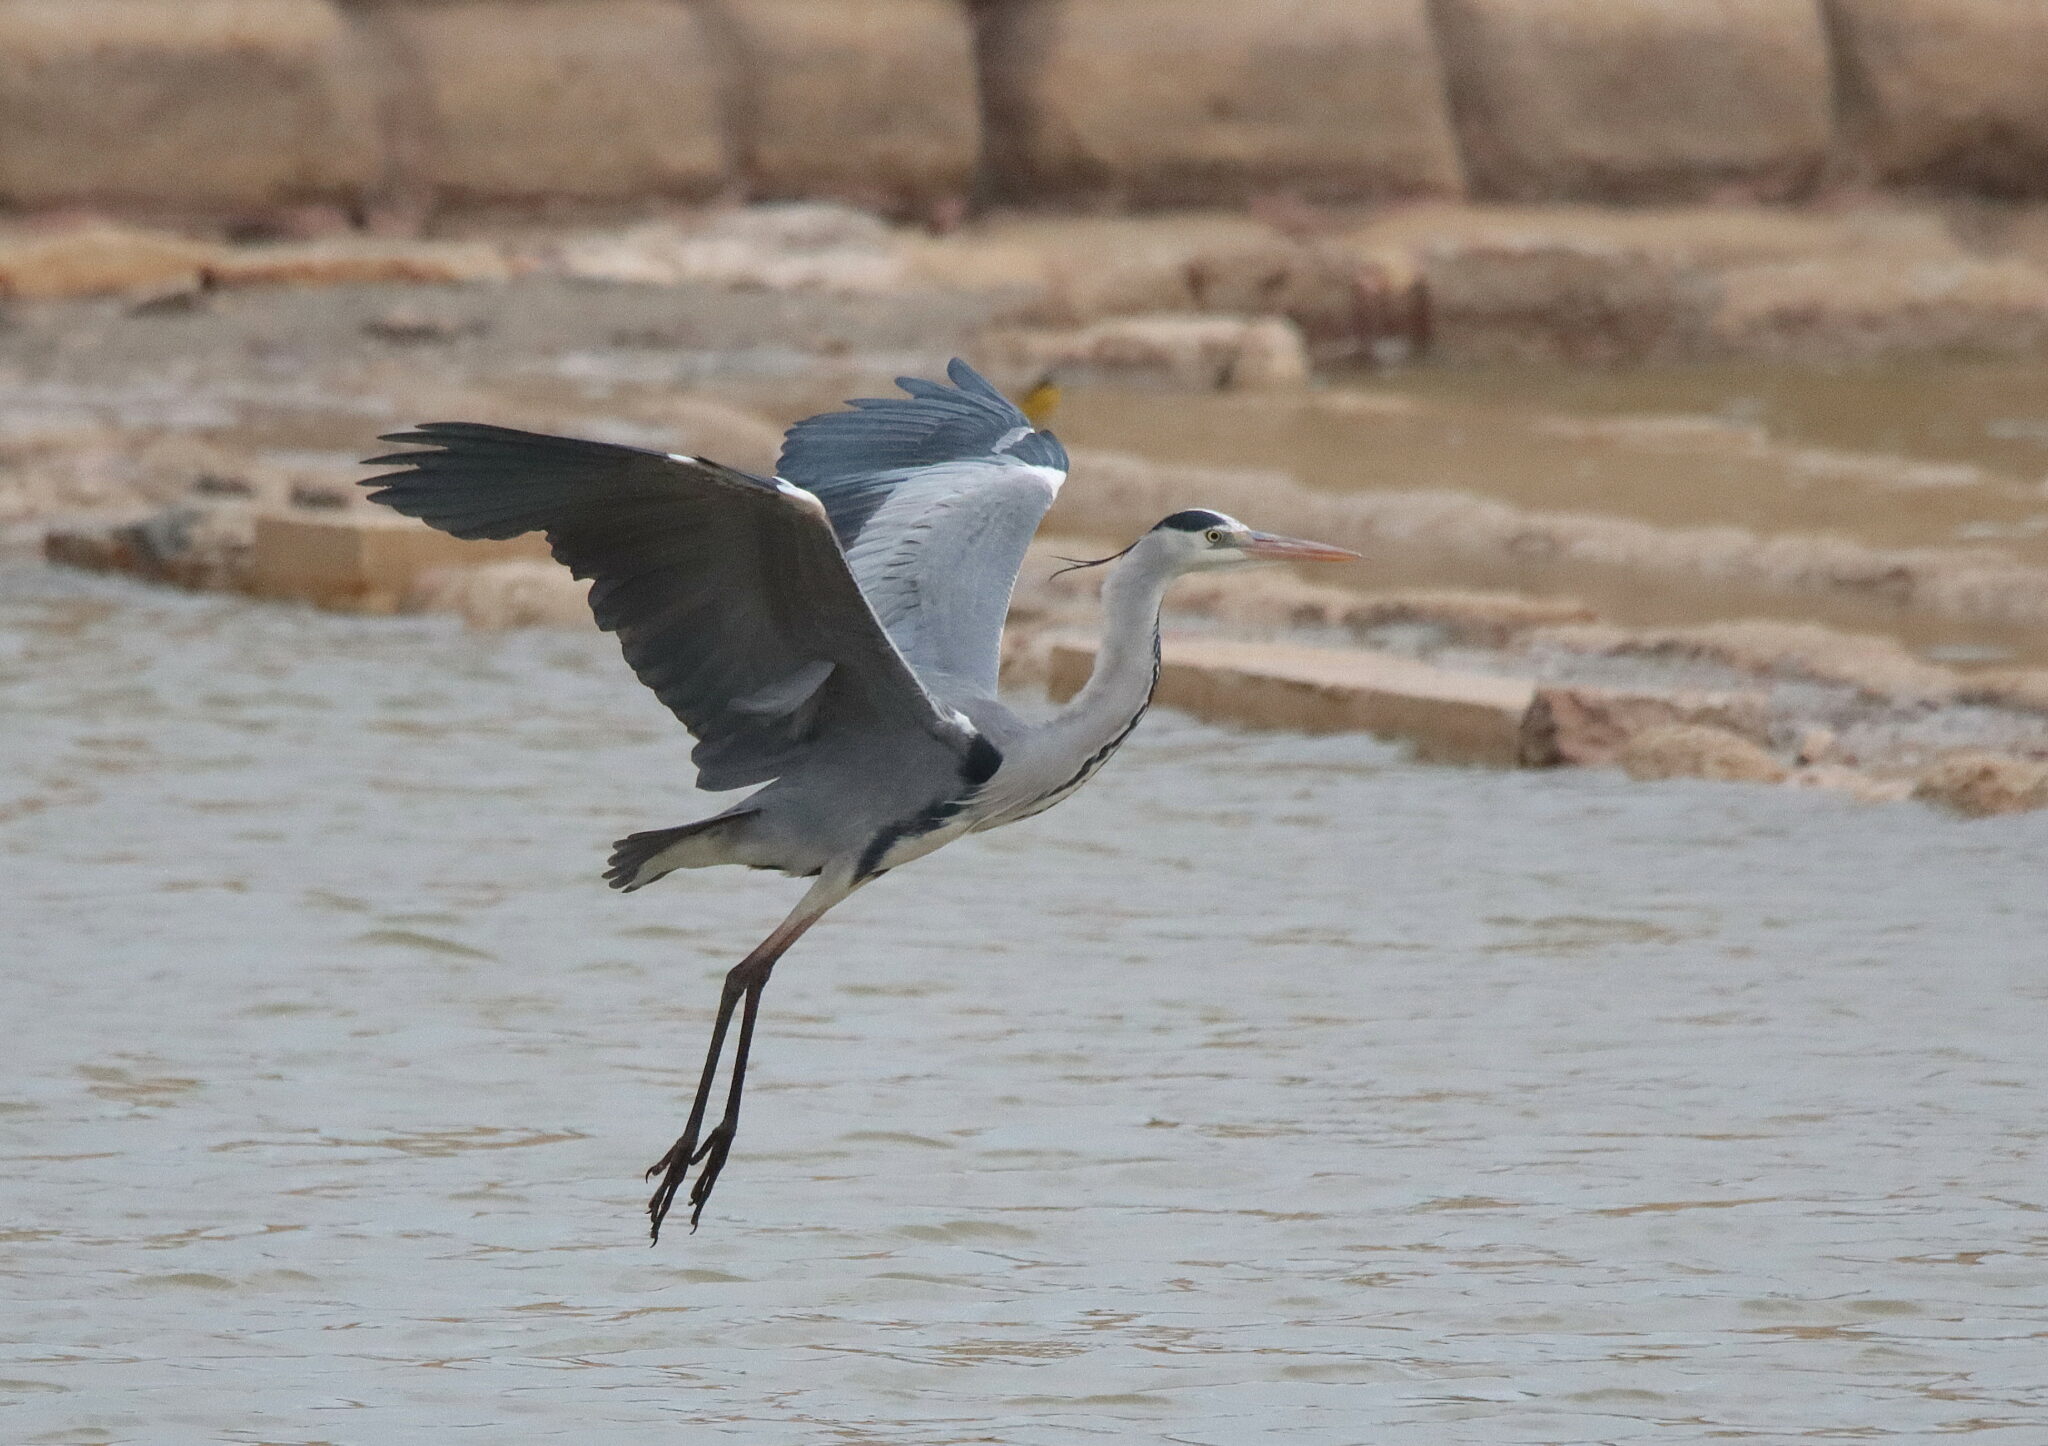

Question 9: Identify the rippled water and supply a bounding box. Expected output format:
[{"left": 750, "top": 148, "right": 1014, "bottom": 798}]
[{"left": 4, "top": 562, "right": 2046, "bottom": 1443}]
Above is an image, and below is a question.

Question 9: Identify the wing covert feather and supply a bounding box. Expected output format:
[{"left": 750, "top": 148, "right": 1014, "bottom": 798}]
[{"left": 362, "top": 422, "right": 968, "bottom": 791}]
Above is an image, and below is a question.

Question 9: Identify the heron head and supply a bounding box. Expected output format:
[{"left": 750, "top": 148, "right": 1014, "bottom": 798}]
[
  {"left": 1147, "top": 508, "right": 1359, "bottom": 571},
  {"left": 1051, "top": 508, "right": 1358, "bottom": 580}
]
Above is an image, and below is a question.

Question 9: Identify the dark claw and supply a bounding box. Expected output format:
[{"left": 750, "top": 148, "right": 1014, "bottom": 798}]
[{"left": 686, "top": 1122, "right": 738, "bottom": 1229}]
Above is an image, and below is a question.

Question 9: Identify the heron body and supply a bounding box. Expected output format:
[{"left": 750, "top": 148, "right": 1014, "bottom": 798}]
[{"left": 363, "top": 360, "right": 1355, "bottom": 1238}]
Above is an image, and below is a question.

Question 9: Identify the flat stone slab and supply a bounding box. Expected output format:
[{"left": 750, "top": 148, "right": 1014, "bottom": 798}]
[
  {"left": 1046, "top": 632, "right": 1534, "bottom": 765},
  {"left": 247, "top": 511, "right": 550, "bottom": 614}
]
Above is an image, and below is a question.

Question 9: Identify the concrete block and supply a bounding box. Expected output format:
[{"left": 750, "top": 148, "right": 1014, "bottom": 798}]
[
  {"left": 1045, "top": 633, "right": 1533, "bottom": 765},
  {"left": 1518, "top": 685, "right": 1771, "bottom": 767},
  {"left": 1431, "top": 0, "right": 1833, "bottom": 202},
  {"left": 1826, "top": 0, "right": 2048, "bottom": 197},
  {"left": 247, "top": 509, "right": 551, "bottom": 613},
  {"left": 980, "top": 0, "right": 1465, "bottom": 206},
  {"left": 0, "top": 0, "right": 378, "bottom": 211},
  {"left": 367, "top": 0, "right": 727, "bottom": 205},
  {"left": 702, "top": 0, "right": 978, "bottom": 212},
  {"left": 0, "top": 225, "right": 225, "bottom": 301}
]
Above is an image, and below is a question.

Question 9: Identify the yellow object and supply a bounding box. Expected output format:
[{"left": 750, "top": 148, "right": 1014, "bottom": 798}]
[{"left": 1019, "top": 373, "right": 1062, "bottom": 428}]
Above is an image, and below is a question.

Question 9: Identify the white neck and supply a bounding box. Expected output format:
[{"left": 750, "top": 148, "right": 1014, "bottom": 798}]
[{"left": 1056, "top": 547, "right": 1174, "bottom": 749}]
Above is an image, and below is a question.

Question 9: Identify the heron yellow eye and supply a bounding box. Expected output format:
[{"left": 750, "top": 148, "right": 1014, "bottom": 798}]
[{"left": 1204, "top": 528, "right": 1225, "bottom": 544}]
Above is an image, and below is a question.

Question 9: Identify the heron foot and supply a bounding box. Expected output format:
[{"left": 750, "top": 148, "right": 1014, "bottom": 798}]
[{"left": 642, "top": 1114, "right": 740, "bottom": 1241}]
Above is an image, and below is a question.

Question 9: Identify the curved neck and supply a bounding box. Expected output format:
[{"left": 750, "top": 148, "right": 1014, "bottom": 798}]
[{"left": 1060, "top": 550, "right": 1173, "bottom": 739}]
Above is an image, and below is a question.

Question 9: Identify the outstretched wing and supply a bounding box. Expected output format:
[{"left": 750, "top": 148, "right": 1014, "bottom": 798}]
[
  {"left": 777, "top": 359, "right": 1067, "bottom": 699},
  {"left": 362, "top": 424, "right": 976, "bottom": 792}
]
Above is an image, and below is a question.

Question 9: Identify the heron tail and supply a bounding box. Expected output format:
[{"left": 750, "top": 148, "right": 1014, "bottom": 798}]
[{"left": 605, "top": 810, "right": 760, "bottom": 892}]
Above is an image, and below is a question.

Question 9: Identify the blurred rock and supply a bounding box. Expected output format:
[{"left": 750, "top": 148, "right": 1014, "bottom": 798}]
[
  {"left": 0, "top": 0, "right": 376, "bottom": 211},
  {"left": 361, "top": 306, "right": 485, "bottom": 344},
  {"left": 1711, "top": 254, "right": 2048, "bottom": 360},
  {"left": 1618, "top": 724, "right": 1788, "bottom": 785},
  {"left": 705, "top": 0, "right": 978, "bottom": 212},
  {"left": 1045, "top": 633, "right": 1533, "bottom": 765},
  {"left": 1787, "top": 763, "right": 1914, "bottom": 805},
  {"left": 1422, "top": 239, "right": 1717, "bottom": 365},
  {"left": 1333, "top": 590, "right": 1597, "bottom": 645},
  {"left": 1520, "top": 688, "right": 1772, "bottom": 768},
  {"left": 979, "top": 0, "right": 1464, "bottom": 205},
  {"left": 0, "top": 224, "right": 222, "bottom": 301},
  {"left": 366, "top": 0, "right": 726, "bottom": 206},
  {"left": 209, "top": 238, "right": 512, "bottom": 289},
  {"left": 1912, "top": 750, "right": 2048, "bottom": 817},
  {"left": 1533, "top": 619, "right": 1962, "bottom": 705},
  {"left": 1184, "top": 239, "right": 1421, "bottom": 364},
  {"left": 1795, "top": 726, "right": 1839, "bottom": 767},
  {"left": 988, "top": 314, "right": 1309, "bottom": 391},
  {"left": 1828, "top": 0, "right": 2048, "bottom": 197},
  {"left": 1955, "top": 667, "right": 2048, "bottom": 716},
  {"left": 408, "top": 559, "right": 591, "bottom": 630},
  {"left": 547, "top": 205, "right": 907, "bottom": 293},
  {"left": 1431, "top": 0, "right": 1832, "bottom": 202},
  {"left": 44, "top": 498, "right": 254, "bottom": 592}
]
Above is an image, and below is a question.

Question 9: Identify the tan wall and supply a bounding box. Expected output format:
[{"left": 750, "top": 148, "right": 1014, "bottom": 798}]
[
  {"left": 0, "top": 0, "right": 379, "bottom": 212},
  {"left": 1431, "top": 0, "right": 1835, "bottom": 202},
  {"left": 0, "top": 0, "right": 2041, "bottom": 220},
  {"left": 703, "top": 0, "right": 979, "bottom": 211},
  {"left": 361, "top": 0, "right": 726, "bottom": 206},
  {"left": 1826, "top": 0, "right": 2048, "bottom": 197},
  {"left": 980, "top": 0, "right": 1465, "bottom": 205}
]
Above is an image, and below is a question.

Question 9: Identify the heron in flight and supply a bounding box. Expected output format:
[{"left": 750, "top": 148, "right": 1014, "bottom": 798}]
[{"left": 363, "top": 360, "right": 1356, "bottom": 1240}]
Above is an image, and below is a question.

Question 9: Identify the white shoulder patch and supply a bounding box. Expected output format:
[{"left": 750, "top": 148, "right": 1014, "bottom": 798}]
[
  {"left": 1013, "top": 461, "right": 1066, "bottom": 497},
  {"left": 773, "top": 477, "right": 830, "bottom": 517}
]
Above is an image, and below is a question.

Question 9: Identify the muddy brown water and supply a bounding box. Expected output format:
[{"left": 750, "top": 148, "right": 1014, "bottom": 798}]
[
  {"left": 5, "top": 562, "right": 2046, "bottom": 1443},
  {"left": 1050, "top": 362, "right": 2048, "bottom": 664}
]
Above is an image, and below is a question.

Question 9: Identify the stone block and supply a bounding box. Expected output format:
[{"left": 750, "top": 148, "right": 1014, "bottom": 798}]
[
  {"left": 367, "top": 0, "right": 726, "bottom": 205},
  {"left": 1826, "top": 0, "right": 2048, "bottom": 197},
  {"left": 0, "top": 225, "right": 226, "bottom": 300},
  {"left": 0, "top": 0, "right": 378, "bottom": 211},
  {"left": 702, "top": 0, "right": 978, "bottom": 211},
  {"left": 247, "top": 510, "right": 551, "bottom": 613},
  {"left": 980, "top": 0, "right": 1465, "bottom": 205},
  {"left": 1045, "top": 634, "right": 1533, "bottom": 765},
  {"left": 1431, "top": 0, "right": 1833, "bottom": 201}
]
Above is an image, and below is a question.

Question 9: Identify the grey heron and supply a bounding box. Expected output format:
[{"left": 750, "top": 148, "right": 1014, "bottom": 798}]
[{"left": 363, "top": 359, "right": 1356, "bottom": 1240}]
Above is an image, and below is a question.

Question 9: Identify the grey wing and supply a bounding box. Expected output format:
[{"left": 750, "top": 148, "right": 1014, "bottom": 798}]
[
  {"left": 362, "top": 423, "right": 976, "bottom": 793},
  {"left": 777, "top": 359, "right": 1068, "bottom": 699}
]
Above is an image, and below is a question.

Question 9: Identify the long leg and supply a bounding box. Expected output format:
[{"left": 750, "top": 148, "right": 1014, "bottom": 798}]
[{"left": 644, "top": 878, "right": 847, "bottom": 1241}]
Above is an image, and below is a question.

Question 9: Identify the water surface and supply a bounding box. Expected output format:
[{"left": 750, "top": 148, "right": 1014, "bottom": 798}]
[{"left": 3, "top": 565, "right": 2046, "bottom": 1443}]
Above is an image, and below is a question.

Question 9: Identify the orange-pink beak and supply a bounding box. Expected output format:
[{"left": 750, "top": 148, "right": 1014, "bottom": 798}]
[{"left": 1239, "top": 531, "right": 1361, "bottom": 563}]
